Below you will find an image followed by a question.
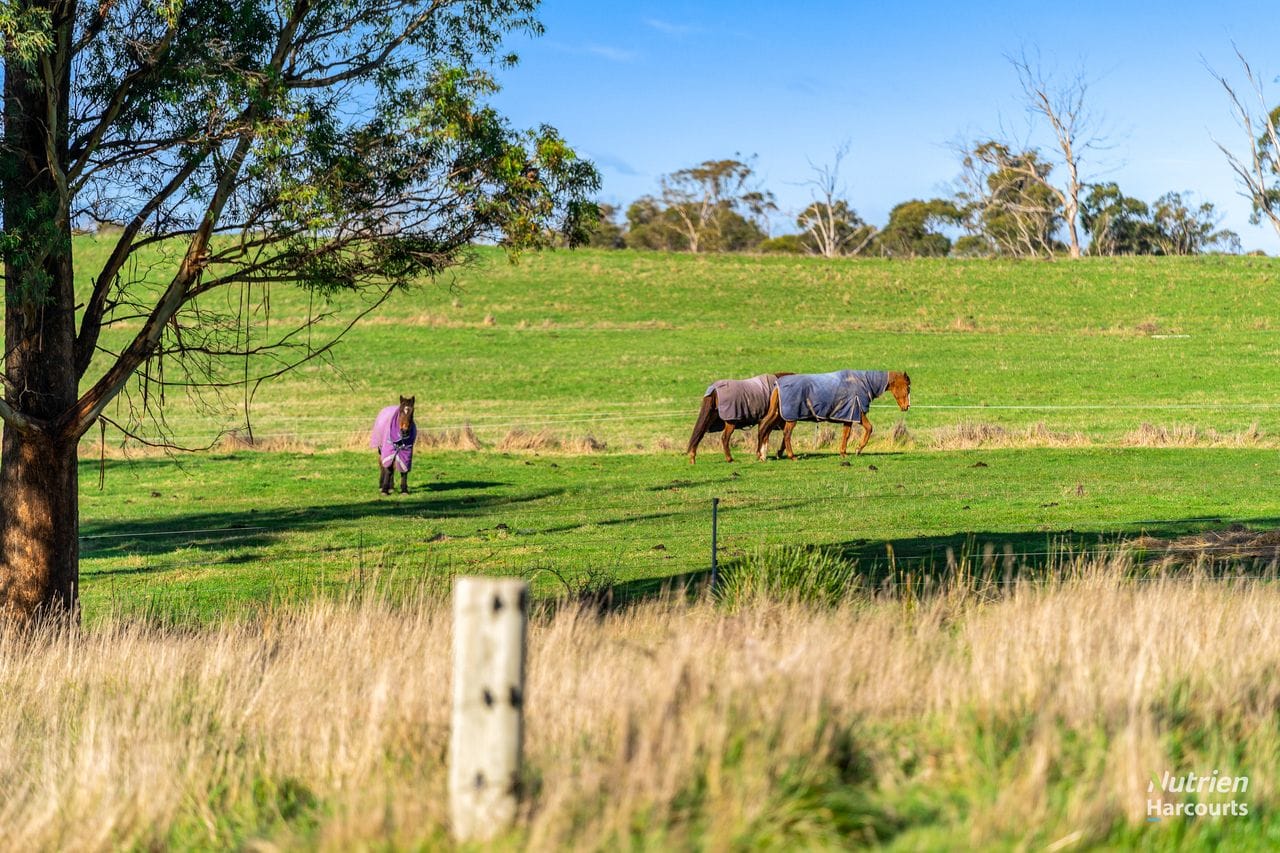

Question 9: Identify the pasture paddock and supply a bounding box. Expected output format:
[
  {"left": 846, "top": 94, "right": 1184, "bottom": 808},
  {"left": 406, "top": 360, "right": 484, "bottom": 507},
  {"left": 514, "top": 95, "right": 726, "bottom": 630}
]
[
  {"left": 68, "top": 246, "right": 1280, "bottom": 614},
  {"left": 79, "top": 445, "right": 1280, "bottom": 619},
  {"left": 74, "top": 244, "right": 1280, "bottom": 452},
  {"left": 12, "top": 244, "right": 1280, "bottom": 848}
]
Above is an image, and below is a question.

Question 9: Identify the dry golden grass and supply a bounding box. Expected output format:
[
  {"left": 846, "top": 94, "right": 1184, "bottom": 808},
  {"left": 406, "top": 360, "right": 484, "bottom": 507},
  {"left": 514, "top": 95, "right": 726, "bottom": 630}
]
[
  {"left": 218, "top": 430, "right": 318, "bottom": 453},
  {"left": 76, "top": 419, "right": 1279, "bottom": 460},
  {"left": 924, "top": 420, "right": 1088, "bottom": 450},
  {"left": 561, "top": 434, "right": 606, "bottom": 454},
  {"left": 1125, "top": 525, "right": 1280, "bottom": 570},
  {"left": 2, "top": 570, "right": 1277, "bottom": 849},
  {"left": 496, "top": 427, "right": 561, "bottom": 452},
  {"left": 82, "top": 430, "right": 324, "bottom": 459},
  {"left": 1121, "top": 421, "right": 1266, "bottom": 447},
  {"left": 417, "top": 422, "right": 484, "bottom": 452}
]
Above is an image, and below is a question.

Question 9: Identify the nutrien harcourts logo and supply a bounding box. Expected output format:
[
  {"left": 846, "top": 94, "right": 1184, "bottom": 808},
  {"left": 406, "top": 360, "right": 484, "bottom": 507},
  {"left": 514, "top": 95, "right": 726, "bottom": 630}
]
[{"left": 1147, "top": 770, "right": 1249, "bottom": 821}]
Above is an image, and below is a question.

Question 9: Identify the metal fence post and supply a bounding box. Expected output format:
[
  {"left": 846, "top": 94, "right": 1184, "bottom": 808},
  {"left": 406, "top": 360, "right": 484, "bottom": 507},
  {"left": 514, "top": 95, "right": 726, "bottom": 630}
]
[
  {"left": 449, "top": 577, "right": 529, "bottom": 842},
  {"left": 709, "top": 497, "right": 720, "bottom": 594}
]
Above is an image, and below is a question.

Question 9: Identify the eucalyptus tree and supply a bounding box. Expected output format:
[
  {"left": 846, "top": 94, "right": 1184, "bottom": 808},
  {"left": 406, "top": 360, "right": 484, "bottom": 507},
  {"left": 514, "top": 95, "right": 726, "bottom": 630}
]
[
  {"left": 796, "top": 142, "right": 875, "bottom": 257},
  {"left": 657, "top": 157, "right": 774, "bottom": 253},
  {"left": 1212, "top": 48, "right": 1280, "bottom": 240},
  {"left": 0, "top": 0, "right": 598, "bottom": 619},
  {"left": 1150, "top": 192, "right": 1240, "bottom": 255},
  {"left": 1080, "top": 182, "right": 1159, "bottom": 256},
  {"left": 956, "top": 141, "right": 1061, "bottom": 257},
  {"left": 1007, "top": 52, "right": 1105, "bottom": 259}
]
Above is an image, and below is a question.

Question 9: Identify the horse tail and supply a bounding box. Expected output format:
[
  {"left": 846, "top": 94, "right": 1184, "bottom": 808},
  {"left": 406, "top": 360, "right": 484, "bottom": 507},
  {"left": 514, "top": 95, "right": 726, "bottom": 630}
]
[{"left": 687, "top": 391, "right": 723, "bottom": 456}]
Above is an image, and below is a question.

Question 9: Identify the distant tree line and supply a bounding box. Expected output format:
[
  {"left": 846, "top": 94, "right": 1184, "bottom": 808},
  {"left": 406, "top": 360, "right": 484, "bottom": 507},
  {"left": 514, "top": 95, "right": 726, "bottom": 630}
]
[
  {"left": 584, "top": 152, "right": 1239, "bottom": 259},
  {"left": 583, "top": 48, "right": 1280, "bottom": 259}
]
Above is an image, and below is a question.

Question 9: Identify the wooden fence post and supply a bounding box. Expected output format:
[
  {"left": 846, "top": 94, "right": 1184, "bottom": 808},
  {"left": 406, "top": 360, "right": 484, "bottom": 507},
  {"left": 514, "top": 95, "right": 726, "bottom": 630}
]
[{"left": 449, "top": 577, "right": 529, "bottom": 842}]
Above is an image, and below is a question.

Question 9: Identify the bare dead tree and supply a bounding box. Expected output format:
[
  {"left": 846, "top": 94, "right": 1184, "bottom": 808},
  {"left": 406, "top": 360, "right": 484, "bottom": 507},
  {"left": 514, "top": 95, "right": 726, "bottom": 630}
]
[
  {"left": 796, "top": 141, "right": 876, "bottom": 257},
  {"left": 1007, "top": 50, "right": 1108, "bottom": 259},
  {"left": 1210, "top": 47, "right": 1280, "bottom": 240}
]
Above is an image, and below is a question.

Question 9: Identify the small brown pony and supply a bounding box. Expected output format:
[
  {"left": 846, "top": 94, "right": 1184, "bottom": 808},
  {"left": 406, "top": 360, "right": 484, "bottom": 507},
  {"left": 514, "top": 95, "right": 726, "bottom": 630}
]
[
  {"left": 370, "top": 396, "right": 417, "bottom": 494},
  {"left": 756, "top": 371, "right": 910, "bottom": 461},
  {"left": 687, "top": 372, "right": 792, "bottom": 463}
]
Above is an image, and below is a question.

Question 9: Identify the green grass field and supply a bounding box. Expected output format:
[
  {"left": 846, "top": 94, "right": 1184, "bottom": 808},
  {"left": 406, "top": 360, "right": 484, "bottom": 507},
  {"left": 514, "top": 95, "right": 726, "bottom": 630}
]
[
  {"left": 81, "top": 243, "right": 1280, "bottom": 447},
  {"left": 14, "top": 244, "right": 1280, "bottom": 850},
  {"left": 72, "top": 244, "right": 1280, "bottom": 617}
]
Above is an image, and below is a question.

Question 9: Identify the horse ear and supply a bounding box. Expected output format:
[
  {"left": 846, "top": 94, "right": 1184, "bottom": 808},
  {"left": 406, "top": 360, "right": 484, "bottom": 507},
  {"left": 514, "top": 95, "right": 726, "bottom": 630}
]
[
  {"left": 408, "top": 396, "right": 415, "bottom": 406},
  {"left": 400, "top": 395, "right": 409, "bottom": 405}
]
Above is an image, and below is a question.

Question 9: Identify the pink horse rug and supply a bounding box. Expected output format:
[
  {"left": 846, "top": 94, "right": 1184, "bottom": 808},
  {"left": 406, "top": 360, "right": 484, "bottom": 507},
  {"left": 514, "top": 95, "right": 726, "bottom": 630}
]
[{"left": 370, "top": 404, "right": 417, "bottom": 472}]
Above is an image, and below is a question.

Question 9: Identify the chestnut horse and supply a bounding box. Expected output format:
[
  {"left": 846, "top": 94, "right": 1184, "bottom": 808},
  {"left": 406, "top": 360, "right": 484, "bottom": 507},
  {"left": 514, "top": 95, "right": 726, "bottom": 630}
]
[
  {"left": 687, "top": 372, "right": 792, "bottom": 463},
  {"left": 756, "top": 371, "right": 910, "bottom": 461},
  {"left": 370, "top": 395, "right": 417, "bottom": 494}
]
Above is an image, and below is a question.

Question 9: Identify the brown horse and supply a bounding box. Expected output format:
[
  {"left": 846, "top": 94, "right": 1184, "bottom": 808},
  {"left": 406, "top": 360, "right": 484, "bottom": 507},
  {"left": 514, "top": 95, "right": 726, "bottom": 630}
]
[
  {"left": 756, "top": 370, "right": 910, "bottom": 461},
  {"left": 687, "top": 372, "right": 792, "bottom": 463},
  {"left": 370, "top": 395, "right": 417, "bottom": 494}
]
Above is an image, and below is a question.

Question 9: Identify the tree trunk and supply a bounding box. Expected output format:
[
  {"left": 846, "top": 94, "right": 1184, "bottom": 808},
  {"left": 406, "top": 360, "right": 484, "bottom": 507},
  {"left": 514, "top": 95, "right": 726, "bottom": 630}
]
[
  {"left": 0, "top": 430, "right": 80, "bottom": 619},
  {"left": 1, "top": 4, "right": 80, "bottom": 621}
]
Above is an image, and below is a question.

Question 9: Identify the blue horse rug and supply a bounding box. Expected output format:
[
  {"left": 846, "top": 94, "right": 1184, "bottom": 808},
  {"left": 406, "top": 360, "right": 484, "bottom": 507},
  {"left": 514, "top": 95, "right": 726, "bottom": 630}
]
[
  {"left": 370, "top": 404, "right": 417, "bottom": 472},
  {"left": 705, "top": 374, "right": 778, "bottom": 424},
  {"left": 777, "top": 370, "right": 889, "bottom": 423}
]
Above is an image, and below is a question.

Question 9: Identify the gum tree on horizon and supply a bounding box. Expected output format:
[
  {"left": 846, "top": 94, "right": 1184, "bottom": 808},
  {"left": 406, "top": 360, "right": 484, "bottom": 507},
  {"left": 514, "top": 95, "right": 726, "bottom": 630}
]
[{"left": 0, "top": 0, "right": 598, "bottom": 620}]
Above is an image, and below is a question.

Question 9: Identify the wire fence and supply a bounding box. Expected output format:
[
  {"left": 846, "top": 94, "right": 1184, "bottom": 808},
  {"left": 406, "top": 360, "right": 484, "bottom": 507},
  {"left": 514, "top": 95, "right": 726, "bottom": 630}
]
[
  {"left": 73, "top": 387, "right": 1280, "bottom": 618},
  {"left": 80, "top": 396, "right": 1280, "bottom": 448}
]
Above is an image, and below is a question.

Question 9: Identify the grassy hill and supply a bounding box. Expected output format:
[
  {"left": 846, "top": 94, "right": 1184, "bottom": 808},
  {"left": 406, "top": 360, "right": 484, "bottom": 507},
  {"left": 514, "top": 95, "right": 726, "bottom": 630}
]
[
  {"left": 79, "top": 243, "right": 1280, "bottom": 449},
  {"left": 62, "top": 244, "right": 1280, "bottom": 617}
]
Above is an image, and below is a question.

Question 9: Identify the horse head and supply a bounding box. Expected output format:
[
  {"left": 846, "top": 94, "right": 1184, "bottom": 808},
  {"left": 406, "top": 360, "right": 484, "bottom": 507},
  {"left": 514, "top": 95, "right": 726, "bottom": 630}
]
[
  {"left": 887, "top": 372, "right": 911, "bottom": 411},
  {"left": 398, "top": 395, "right": 416, "bottom": 433}
]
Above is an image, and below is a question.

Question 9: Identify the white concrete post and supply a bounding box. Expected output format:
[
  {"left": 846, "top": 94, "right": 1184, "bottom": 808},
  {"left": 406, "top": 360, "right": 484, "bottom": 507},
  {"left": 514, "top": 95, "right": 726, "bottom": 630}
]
[{"left": 449, "top": 577, "right": 529, "bottom": 842}]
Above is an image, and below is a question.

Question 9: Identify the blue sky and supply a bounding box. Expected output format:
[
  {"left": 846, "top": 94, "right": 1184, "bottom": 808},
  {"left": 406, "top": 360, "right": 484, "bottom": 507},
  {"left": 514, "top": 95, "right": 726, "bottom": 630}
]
[{"left": 491, "top": 1, "right": 1280, "bottom": 252}]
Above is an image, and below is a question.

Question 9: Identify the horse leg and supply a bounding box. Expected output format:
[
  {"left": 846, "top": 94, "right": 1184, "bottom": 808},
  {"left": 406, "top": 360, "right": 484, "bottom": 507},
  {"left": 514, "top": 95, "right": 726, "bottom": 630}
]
[
  {"left": 687, "top": 391, "right": 722, "bottom": 465},
  {"left": 839, "top": 423, "right": 852, "bottom": 458},
  {"left": 400, "top": 469, "right": 409, "bottom": 494},
  {"left": 855, "top": 413, "right": 872, "bottom": 455},
  {"left": 721, "top": 423, "right": 736, "bottom": 462},
  {"left": 755, "top": 418, "right": 772, "bottom": 461},
  {"left": 783, "top": 421, "right": 797, "bottom": 460},
  {"left": 756, "top": 387, "right": 781, "bottom": 461},
  {"left": 379, "top": 464, "right": 392, "bottom": 495}
]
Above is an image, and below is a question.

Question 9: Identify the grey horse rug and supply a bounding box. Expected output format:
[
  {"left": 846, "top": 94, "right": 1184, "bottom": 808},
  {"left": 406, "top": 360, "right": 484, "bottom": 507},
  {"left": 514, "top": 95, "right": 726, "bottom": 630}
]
[
  {"left": 705, "top": 374, "right": 779, "bottom": 424},
  {"left": 370, "top": 404, "right": 417, "bottom": 473},
  {"left": 777, "top": 370, "right": 889, "bottom": 423}
]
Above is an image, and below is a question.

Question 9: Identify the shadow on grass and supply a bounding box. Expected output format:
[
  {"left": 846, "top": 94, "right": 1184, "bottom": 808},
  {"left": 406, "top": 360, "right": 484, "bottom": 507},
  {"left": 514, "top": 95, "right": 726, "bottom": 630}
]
[
  {"left": 601, "top": 515, "right": 1280, "bottom": 609},
  {"left": 80, "top": 480, "right": 558, "bottom": 566}
]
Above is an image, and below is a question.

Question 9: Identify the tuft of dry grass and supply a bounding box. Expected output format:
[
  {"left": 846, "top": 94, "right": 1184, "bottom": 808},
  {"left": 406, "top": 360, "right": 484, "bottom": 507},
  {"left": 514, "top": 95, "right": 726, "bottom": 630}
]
[
  {"left": 2, "top": 570, "right": 1278, "bottom": 848},
  {"left": 926, "top": 420, "right": 1087, "bottom": 450},
  {"left": 562, "top": 434, "right": 606, "bottom": 454},
  {"left": 1122, "top": 421, "right": 1266, "bottom": 447},
  {"left": 218, "top": 430, "right": 318, "bottom": 453},
  {"left": 497, "top": 427, "right": 560, "bottom": 452},
  {"left": 1124, "top": 525, "right": 1280, "bottom": 571},
  {"left": 418, "top": 422, "right": 483, "bottom": 452},
  {"left": 891, "top": 419, "right": 912, "bottom": 446}
]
